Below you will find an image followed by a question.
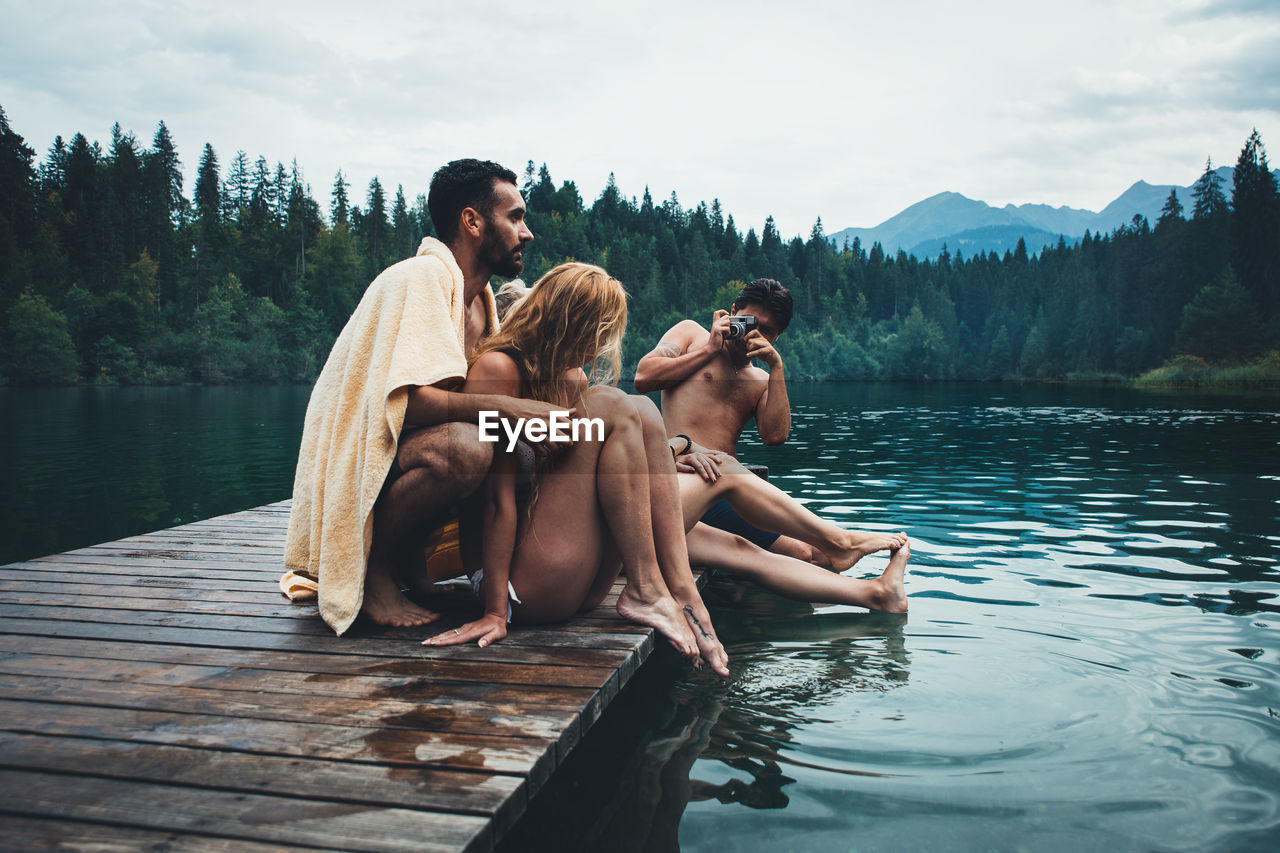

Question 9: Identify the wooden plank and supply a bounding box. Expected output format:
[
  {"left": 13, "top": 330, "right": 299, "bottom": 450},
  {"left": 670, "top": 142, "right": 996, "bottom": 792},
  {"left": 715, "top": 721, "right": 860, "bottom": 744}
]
[
  {"left": 0, "top": 635, "right": 621, "bottom": 693},
  {"left": 0, "top": 672, "right": 587, "bottom": 747},
  {"left": 0, "top": 699, "right": 556, "bottom": 784},
  {"left": 0, "top": 731, "right": 525, "bottom": 830},
  {"left": 0, "top": 768, "right": 492, "bottom": 853},
  {"left": 0, "top": 815, "right": 330, "bottom": 852},
  {"left": 0, "top": 630, "right": 619, "bottom": 691},
  {"left": 0, "top": 611, "right": 650, "bottom": 658}
]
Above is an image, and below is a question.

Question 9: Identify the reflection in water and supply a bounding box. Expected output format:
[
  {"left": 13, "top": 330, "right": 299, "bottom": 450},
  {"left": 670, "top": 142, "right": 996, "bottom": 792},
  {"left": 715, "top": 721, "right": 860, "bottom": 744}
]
[{"left": 500, "top": 595, "right": 912, "bottom": 852}]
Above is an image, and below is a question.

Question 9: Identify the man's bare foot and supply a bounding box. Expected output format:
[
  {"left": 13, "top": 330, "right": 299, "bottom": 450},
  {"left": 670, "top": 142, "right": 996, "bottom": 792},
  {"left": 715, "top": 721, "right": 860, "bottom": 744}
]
[
  {"left": 868, "top": 540, "right": 910, "bottom": 613},
  {"left": 362, "top": 562, "right": 440, "bottom": 627},
  {"left": 826, "top": 530, "right": 909, "bottom": 572},
  {"left": 681, "top": 601, "right": 730, "bottom": 677},
  {"left": 617, "top": 585, "right": 699, "bottom": 661}
]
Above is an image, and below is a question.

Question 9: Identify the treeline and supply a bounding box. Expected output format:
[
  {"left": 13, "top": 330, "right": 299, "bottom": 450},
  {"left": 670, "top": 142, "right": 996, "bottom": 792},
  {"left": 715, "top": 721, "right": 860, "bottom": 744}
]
[{"left": 1, "top": 105, "right": 1276, "bottom": 385}]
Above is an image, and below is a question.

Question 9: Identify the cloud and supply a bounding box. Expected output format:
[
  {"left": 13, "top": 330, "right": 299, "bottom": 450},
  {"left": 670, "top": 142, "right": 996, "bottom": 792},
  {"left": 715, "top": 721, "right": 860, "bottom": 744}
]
[{"left": 2, "top": 0, "right": 1276, "bottom": 234}]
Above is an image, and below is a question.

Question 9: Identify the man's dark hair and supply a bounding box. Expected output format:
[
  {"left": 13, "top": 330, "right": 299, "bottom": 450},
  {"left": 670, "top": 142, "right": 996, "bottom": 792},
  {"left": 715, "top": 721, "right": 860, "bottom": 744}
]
[
  {"left": 428, "top": 159, "right": 519, "bottom": 244},
  {"left": 733, "top": 278, "right": 794, "bottom": 332}
]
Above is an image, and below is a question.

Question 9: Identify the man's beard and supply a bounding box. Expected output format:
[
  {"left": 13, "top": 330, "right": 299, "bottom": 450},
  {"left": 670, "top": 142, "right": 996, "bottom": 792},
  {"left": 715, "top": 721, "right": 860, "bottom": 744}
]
[{"left": 481, "top": 230, "right": 524, "bottom": 279}]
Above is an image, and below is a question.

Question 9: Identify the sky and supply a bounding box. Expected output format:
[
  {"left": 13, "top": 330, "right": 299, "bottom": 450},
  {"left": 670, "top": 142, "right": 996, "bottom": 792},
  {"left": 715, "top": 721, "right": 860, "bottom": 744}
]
[{"left": 1, "top": 0, "right": 1278, "bottom": 238}]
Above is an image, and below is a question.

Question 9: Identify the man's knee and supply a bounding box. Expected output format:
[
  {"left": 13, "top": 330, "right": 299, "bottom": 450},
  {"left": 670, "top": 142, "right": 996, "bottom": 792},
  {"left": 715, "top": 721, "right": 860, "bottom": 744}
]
[{"left": 398, "top": 422, "right": 493, "bottom": 487}]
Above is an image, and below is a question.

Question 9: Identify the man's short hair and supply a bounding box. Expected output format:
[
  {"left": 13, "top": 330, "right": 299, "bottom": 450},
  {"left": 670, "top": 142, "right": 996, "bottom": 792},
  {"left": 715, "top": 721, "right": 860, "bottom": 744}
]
[
  {"left": 733, "top": 278, "right": 794, "bottom": 332},
  {"left": 428, "top": 159, "right": 519, "bottom": 243}
]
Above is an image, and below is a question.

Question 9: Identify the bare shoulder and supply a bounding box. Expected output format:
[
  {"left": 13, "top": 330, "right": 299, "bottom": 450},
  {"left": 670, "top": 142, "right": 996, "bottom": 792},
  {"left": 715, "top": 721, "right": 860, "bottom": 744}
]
[
  {"left": 468, "top": 350, "right": 521, "bottom": 384},
  {"left": 660, "top": 319, "right": 708, "bottom": 347},
  {"left": 670, "top": 318, "right": 708, "bottom": 339}
]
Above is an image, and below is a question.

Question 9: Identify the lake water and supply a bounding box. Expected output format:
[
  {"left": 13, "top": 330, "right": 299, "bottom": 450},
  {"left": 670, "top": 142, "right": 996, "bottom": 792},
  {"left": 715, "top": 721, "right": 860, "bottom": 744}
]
[{"left": 2, "top": 383, "right": 1278, "bottom": 851}]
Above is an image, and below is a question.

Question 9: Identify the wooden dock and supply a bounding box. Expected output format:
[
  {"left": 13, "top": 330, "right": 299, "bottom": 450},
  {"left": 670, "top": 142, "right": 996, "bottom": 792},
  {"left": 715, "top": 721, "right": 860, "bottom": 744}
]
[{"left": 0, "top": 501, "right": 670, "bottom": 852}]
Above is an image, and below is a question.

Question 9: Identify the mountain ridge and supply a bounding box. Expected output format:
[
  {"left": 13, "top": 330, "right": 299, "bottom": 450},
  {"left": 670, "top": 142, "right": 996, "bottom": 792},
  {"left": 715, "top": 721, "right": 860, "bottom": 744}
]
[{"left": 827, "top": 166, "right": 1278, "bottom": 259}]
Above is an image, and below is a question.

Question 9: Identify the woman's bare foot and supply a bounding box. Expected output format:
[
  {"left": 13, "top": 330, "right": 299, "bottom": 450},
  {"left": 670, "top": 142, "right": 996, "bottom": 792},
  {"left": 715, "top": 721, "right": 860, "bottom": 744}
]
[
  {"left": 617, "top": 585, "right": 699, "bottom": 662},
  {"left": 681, "top": 600, "right": 730, "bottom": 677},
  {"left": 868, "top": 540, "right": 910, "bottom": 613},
  {"left": 826, "top": 530, "right": 909, "bottom": 572},
  {"left": 362, "top": 561, "right": 440, "bottom": 627}
]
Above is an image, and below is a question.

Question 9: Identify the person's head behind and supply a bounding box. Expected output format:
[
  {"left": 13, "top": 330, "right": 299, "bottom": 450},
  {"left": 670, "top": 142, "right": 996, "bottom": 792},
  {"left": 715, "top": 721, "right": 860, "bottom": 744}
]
[
  {"left": 428, "top": 159, "right": 519, "bottom": 245},
  {"left": 493, "top": 280, "right": 530, "bottom": 322},
  {"left": 731, "top": 278, "right": 794, "bottom": 340},
  {"left": 474, "top": 262, "right": 627, "bottom": 406}
]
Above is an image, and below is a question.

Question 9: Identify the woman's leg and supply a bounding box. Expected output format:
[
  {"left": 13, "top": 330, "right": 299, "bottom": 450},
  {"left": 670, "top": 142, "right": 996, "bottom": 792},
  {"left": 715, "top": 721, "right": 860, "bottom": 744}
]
[
  {"left": 505, "top": 386, "right": 698, "bottom": 660},
  {"left": 686, "top": 523, "right": 910, "bottom": 613},
  {"left": 678, "top": 460, "right": 906, "bottom": 571},
  {"left": 627, "top": 394, "right": 730, "bottom": 676}
]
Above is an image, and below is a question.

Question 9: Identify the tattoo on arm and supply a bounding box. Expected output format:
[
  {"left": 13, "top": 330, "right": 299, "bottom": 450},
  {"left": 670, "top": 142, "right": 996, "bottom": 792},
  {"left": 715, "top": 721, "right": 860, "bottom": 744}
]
[
  {"left": 683, "top": 605, "right": 713, "bottom": 639},
  {"left": 655, "top": 343, "right": 682, "bottom": 358}
]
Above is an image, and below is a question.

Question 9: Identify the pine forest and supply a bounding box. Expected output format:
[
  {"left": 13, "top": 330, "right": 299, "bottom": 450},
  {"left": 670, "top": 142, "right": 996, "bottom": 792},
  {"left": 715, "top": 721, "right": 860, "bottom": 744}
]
[{"left": 1, "top": 105, "right": 1277, "bottom": 387}]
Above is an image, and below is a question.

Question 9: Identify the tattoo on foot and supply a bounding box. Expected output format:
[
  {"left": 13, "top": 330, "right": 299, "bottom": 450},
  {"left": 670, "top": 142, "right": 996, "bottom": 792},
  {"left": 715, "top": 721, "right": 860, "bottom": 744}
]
[{"left": 683, "top": 605, "right": 713, "bottom": 639}]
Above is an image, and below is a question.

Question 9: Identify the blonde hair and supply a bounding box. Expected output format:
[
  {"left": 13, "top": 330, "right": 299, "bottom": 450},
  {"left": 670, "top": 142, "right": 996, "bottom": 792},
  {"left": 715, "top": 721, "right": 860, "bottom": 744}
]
[{"left": 472, "top": 262, "right": 627, "bottom": 406}]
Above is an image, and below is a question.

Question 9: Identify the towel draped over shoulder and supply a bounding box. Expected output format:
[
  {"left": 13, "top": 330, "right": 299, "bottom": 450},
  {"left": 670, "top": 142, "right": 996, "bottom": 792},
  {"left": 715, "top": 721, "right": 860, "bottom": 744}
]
[{"left": 282, "top": 237, "right": 497, "bottom": 635}]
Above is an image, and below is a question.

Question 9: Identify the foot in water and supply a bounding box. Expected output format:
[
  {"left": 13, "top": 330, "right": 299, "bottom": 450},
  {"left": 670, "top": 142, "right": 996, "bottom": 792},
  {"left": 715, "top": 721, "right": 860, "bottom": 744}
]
[
  {"left": 681, "top": 600, "right": 731, "bottom": 677},
  {"left": 869, "top": 539, "right": 911, "bottom": 613},
  {"left": 617, "top": 584, "right": 700, "bottom": 664},
  {"left": 826, "top": 530, "right": 910, "bottom": 572},
  {"left": 362, "top": 561, "right": 440, "bottom": 627}
]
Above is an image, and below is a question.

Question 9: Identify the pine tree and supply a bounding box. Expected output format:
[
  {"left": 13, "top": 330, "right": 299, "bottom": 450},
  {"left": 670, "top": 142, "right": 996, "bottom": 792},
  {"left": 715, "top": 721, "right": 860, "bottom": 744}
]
[
  {"left": 194, "top": 143, "right": 221, "bottom": 220},
  {"left": 1191, "top": 158, "right": 1228, "bottom": 220},
  {"left": 330, "top": 170, "right": 349, "bottom": 226},
  {"left": 0, "top": 105, "right": 37, "bottom": 281},
  {"left": 1157, "top": 188, "right": 1183, "bottom": 227},
  {"left": 392, "top": 184, "right": 413, "bottom": 260},
  {"left": 1229, "top": 129, "right": 1280, "bottom": 316},
  {"left": 223, "top": 150, "right": 250, "bottom": 219}
]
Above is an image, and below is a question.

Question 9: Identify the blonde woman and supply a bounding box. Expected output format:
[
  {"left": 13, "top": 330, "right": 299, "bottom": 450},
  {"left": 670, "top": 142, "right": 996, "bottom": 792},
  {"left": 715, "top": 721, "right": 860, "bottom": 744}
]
[{"left": 425, "top": 263, "right": 729, "bottom": 676}]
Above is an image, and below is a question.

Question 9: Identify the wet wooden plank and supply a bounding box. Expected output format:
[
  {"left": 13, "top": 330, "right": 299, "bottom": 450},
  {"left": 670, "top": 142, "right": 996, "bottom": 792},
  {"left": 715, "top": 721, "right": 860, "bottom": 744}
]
[
  {"left": 0, "top": 698, "right": 556, "bottom": 782},
  {"left": 0, "top": 732, "right": 526, "bottom": 830},
  {"left": 0, "top": 768, "right": 492, "bottom": 853},
  {"left": 0, "top": 500, "right": 677, "bottom": 852},
  {"left": 0, "top": 815, "right": 331, "bottom": 852}
]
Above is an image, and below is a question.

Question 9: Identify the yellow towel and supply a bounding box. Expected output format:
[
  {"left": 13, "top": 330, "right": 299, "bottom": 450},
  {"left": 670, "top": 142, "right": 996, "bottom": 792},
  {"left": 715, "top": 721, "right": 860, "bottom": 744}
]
[{"left": 282, "top": 237, "right": 496, "bottom": 635}]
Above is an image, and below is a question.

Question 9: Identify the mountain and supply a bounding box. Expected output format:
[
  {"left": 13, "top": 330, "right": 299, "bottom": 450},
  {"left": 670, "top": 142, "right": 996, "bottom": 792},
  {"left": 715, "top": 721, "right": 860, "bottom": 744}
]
[{"left": 827, "top": 166, "right": 1276, "bottom": 259}]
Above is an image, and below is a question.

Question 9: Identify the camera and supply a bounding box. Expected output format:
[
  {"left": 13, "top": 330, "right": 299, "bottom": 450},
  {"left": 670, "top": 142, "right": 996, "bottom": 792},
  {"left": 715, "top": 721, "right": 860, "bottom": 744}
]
[{"left": 725, "top": 315, "right": 758, "bottom": 339}]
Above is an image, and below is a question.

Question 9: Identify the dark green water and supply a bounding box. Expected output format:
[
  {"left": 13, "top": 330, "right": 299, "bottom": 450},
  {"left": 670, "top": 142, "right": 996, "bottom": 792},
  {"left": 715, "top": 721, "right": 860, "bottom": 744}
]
[{"left": 2, "top": 383, "right": 1278, "bottom": 851}]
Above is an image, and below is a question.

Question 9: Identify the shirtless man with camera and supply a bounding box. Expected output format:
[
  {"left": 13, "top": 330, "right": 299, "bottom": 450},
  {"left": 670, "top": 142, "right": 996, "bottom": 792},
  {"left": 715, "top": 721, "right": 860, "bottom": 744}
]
[{"left": 635, "top": 279, "right": 909, "bottom": 585}]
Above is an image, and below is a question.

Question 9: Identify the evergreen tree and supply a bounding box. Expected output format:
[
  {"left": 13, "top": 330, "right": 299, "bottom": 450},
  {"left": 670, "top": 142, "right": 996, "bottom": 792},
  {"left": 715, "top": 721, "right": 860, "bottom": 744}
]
[
  {"left": 223, "top": 150, "right": 250, "bottom": 219},
  {"left": 1157, "top": 188, "right": 1183, "bottom": 227},
  {"left": 194, "top": 142, "right": 221, "bottom": 220},
  {"left": 0, "top": 105, "right": 37, "bottom": 297},
  {"left": 1177, "top": 267, "right": 1261, "bottom": 362},
  {"left": 1229, "top": 129, "right": 1280, "bottom": 317},
  {"left": 1192, "top": 158, "right": 1228, "bottom": 220},
  {"left": 330, "top": 170, "right": 349, "bottom": 226}
]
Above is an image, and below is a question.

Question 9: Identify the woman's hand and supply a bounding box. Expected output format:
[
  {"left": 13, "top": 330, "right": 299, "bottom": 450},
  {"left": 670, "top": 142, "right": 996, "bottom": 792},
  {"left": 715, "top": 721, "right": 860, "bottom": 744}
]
[
  {"left": 677, "top": 449, "right": 727, "bottom": 482},
  {"left": 423, "top": 613, "right": 508, "bottom": 648}
]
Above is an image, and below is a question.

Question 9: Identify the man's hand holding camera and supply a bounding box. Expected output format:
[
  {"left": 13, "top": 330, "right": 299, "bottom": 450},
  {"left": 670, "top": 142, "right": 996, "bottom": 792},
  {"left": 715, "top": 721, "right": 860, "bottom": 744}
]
[{"left": 743, "top": 329, "right": 782, "bottom": 370}]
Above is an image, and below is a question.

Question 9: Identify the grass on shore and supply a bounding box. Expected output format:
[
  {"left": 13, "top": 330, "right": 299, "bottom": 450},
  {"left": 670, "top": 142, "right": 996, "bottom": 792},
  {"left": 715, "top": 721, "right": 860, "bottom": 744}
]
[{"left": 1134, "top": 351, "right": 1280, "bottom": 389}]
